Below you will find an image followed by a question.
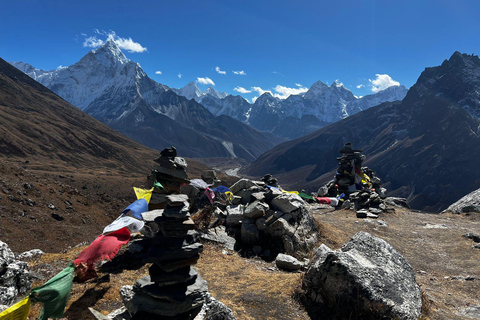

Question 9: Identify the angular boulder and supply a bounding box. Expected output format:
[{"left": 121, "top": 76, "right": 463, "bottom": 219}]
[
  {"left": 303, "top": 232, "right": 422, "bottom": 320},
  {"left": 271, "top": 193, "right": 305, "bottom": 213},
  {"left": 275, "top": 253, "right": 302, "bottom": 271},
  {"left": 442, "top": 188, "right": 480, "bottom": 214}
]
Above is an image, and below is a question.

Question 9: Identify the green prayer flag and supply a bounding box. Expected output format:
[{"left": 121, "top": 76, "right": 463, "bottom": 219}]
[
  {"left": 153, "top": 181, "right": 164, "bottom": 190},
  {"left": 30, "top": 262, "right": 75, "bottom": 320},
  {"left": 298, "top": 192, "right": 315, "bottom": 200}
]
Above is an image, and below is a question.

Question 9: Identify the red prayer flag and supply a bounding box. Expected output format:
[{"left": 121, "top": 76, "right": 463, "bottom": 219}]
[{"left": 74, "top": 227, "right": 130, "bottom": 267}]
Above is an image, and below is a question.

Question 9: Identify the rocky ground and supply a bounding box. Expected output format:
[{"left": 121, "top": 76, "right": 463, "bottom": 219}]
[{"left": 1, "top": 157, "right": 479, "bottom": 319}]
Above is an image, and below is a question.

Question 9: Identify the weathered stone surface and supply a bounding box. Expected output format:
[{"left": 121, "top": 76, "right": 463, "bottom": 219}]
[
  {"left": 266, "top": 218, "right": 295, "bottom": 237},
  {"left": 166, "top": 194, "right": 189, "bottom": 206},
  {"left": 241, "top": 219, "right": 259, "bottom": 245},
  {"left": 244, "top": 201, "right": 268, "bottom": 219},
  {"left": 230, "top": 179, "right": 257, "bottom": 194},
  {"left": 356, "top": 209, "right": 379, "bottom": 219},
  {"left": 271, "top": 193, "right": 305, "bottom": 213},
  {"left": 16, "top": 249, "right": 45, "bottom": 260},
  {"left": 199, "top": 227, "right": 236, "bottom": 251},
  {"left": 275, "top": 253, "right": 302, "bottom": 271},
  {"left": 0, "top": 241, "right": 32, "bottom": 305},
  {"left": 194, "top": 292, "right": 236, "bottom": 320},
  {"left": 443, "top": 188, "right": 480, "bottom": 214},
  {"left": 264, "top": 187, "right": 283, "bottom": 201},
  {"left": 163, "top": 203, "right": 191, "bottom": 220},
  {"left": 463, "top": 233, "right": 480, "bottom": 243},
  {"left": 145, "top": 243, "right": 203, "bottom": 263},
  {"left": 226, "top": 205, "right": 244, "bottom": 227},
  {"left": 384, "top": 197, "right": 410, "bottom": 209},
  {"left": 122, "top": 275, "right": 208, "bottom": 317},
  {"left": 108, "top": 306, "right": 131, "bottom": 320},
  {"left": 304, "top": 232, "right": 422, "bottom": 320}
]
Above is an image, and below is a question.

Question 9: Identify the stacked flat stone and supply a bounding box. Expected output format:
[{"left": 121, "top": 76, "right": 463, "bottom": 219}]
[
  {"left": 333, "top": 142, "right": 365, "bottom": 195},
  {"left": 125, "top": 194, "right": 207, "bottom": 319},
  {"left": 151, "top": 147, "right": 190, "bottom": 196}
]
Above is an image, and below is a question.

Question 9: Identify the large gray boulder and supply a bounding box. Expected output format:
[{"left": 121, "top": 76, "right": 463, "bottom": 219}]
[
  {"left": 0, "top": 241, "right": 32, "bottom": 306},
  {"left": 303, "top": 232, "right": 422, "bottom": 320},
  {"left": 275, "top": 253, "right": 302, "bottom": 271},
  {"left": 443, "top": 188, "right": 480, "bottom": 214}
]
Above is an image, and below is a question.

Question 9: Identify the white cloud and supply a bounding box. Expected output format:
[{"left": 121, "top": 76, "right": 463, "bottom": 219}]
[
  {"left": 233, "top": 70, "right": 246, "bottom": 75},
  {"left": 369, "top": 74, "right": 400, "bottom": 93},
  {"left": 155, "top": 71, "right": 162, "bottom": 75},
  {"left": 197, "top": 77, "right": 215, "bottom": 86},
  {"left": 215, "top": 66, "right": 226, "bottom": 75},
  {"left": 83, "top": 36, "right": 104, "bottom": 48},
  {"left": 295, "top": 83, "right": 303, "bottom": 87},
  {"left": 356, "top": 84, "right": 365, "bottom": 89},
  {"left": 273, "top": 84, "right": 308, "bottom": 99},
  {"left": 252, "top": 86, "right": 272, "bottom": 96},
  {"left": 233, "top": 86, "right": 252, "bottom": 94},
  {"left": 82, "top": 30, "right": 147, "bottom": 53},
  {"left": 178, "top": 73, "right": 182, "bottom": 78},
  {"left": 272, "top": 71, "right": 282, "bottom": 76},
  {"left": 56, "top": 65, "right": 67, "bottom": 70}
]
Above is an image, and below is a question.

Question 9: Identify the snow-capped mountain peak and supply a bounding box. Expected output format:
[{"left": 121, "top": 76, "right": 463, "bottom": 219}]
[
  {"left": 90, "top": 39, "right": 129, "bottom": 67},
  {"left": 205, "top": 86, "right": 228, "bottom": 99}
]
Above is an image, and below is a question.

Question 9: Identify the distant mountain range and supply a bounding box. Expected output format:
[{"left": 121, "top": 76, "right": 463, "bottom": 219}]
[
  {"left": 245, "top": 52, "right": 480, "bottom": 212},
  {"left": 173, "top": 79, "right": 407, "bottom": 139},
  {"left": 0, "top": 56, "right": 157, "bottom": 172},
  {"left": 10, "top": 40, "right": 282, "bottom": 161}
]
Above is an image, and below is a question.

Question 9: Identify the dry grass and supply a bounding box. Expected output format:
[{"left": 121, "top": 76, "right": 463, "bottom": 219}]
[{"left": 196, "top": 243, "right": 310, "bottom": 320}]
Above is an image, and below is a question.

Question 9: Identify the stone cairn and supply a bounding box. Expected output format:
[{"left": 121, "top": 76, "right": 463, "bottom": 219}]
[
  {"left": 122, "top": 147, "right": 208, "bottom": 320},
  {"left": 320, "top": 142, "right": 390, "bottom": 218}
]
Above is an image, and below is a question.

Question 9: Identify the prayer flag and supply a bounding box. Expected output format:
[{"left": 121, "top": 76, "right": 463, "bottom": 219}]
[
  {"left": 133, "top": 187, "right": 153, "bottom": 204},
  {"left": 205, "top": 188, "right": 215, "bottom": 204},
  {"left": 122, "top": 199, "right": 148, "bottom": 220},
  {"left": 74, "top": 227, "right": 130, "bottom": 267},
  {"left": 103, "top": 215, "right": 145, "bottom": 234},
  {"left": 30, "top": 263, "right": 75, "bottom": 320},
  {"left": 0, "top": 296, "right": 30, "bottom": 320}
]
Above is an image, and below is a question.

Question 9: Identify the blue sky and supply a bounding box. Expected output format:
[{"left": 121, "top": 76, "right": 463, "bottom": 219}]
[{"left": 1, "top": 0, "right": 479, "bottom": 102}]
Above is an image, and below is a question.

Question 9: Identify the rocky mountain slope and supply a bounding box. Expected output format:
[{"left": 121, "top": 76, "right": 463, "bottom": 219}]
[
  {"left": 245, "top": 52, "right": 480, "bottom": 212},
  {"left": 10, "top": 41, "right": 282, "bottom": 161},
  {"left": 175, "top": 80, "right": 408, "bottom": 139}
]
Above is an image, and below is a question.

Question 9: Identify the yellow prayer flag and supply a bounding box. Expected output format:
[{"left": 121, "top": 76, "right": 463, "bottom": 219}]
[
  {"left": 225, "top": 191, "right": 234, "bottom": 202},
  {"left": 281, "top": 189, "right": 299, "bottom": 195},
  {"left": 133, "top": 187, "right": 154, "bottom": 204},
  {"left": 0, "top": 296, "right": 30, "bottom": 320}
]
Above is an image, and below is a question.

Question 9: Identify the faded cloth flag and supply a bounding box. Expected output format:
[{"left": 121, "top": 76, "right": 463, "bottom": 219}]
[
  {"left": 30, "top": 263, "right": 75, "bottom": 320},
  {"left": 103, "top": 215, "right": 145, "bottom": 235},
  {"left": 121, "top": 199, "right": 148, "bottom": 220},
  {"left": 133, "top": 187, "right": 154, "bottom": 204},
  {"left": 74, "top": 227, "right": 130, "bottom": 267},
  {"left": 0, "top": 296, "right": 31, "bottom": 320}
]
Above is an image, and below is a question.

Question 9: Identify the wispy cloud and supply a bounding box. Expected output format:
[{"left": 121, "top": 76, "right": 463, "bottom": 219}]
[
  {"left": 56, "top": 65, "right": 67, "bottom": 70},
  {"left": 215, "top": 66, "right": 226, "bottom": 75},
  {"left": 82, "top": 30, "right": 147, "bottom": 53},
  {"left": 155, "top": 71, "right": 162, "bottom": 75},
  {"left": 233, "top": 70, "right": 246, "bottom": 76},
  {"left": 197, "top": 77, "right": 215, "bottom": 86},
  {"left": 273, "top": 84, "right": 308, "bottom": 99},
  {"left": 233, "top": 86, "right": 252, "bottom": 94},
  {"left": 369, "top": 74, "right": 400, "bottom": 92},
  {"left": 178, "top": 73, "right": 182, "bottom": 78},
  {"left": 272, "top": 71, "right": 283, "bottom": 76},
  {"left": 250, "top": 84, "right": 308, "bottom": 102},
  {"left": 356, "top": 84, "right": 365, "bottom": 89}
]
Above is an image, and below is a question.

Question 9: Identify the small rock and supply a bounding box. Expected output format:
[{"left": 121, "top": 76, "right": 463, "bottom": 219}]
[
  {"left": 463, "top": 233, "right": 480, "bottom": 243},
  {"left": 47, "top": 203, "right": 55, "bottom": 210},
  {"left": 51, "top": 213, "right": 64, "bottom": 221},
  {"left": 275, "top": 253, "right": 302, "bottom": 271},
  {"left": 17, "top": 249, "right": 45, "bottom": 260}
]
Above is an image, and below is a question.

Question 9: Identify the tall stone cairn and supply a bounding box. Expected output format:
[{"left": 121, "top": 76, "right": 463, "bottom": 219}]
[{"left": 122, "top": 147, "right": 208, "bottom": 320}]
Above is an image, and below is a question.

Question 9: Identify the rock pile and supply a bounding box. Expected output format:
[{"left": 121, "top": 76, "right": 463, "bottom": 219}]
[
  {"left": 121, "top": 147, "right": 236, "bottom": 320},
  {"left": 303, "top": 232, "right": 422, "bottom": 320},
  {"left": 0, "top": 241, "right": 32, "bottom": 307},
  {"left": 318, "top": 142, "right": 408, "bottom": 218},
  {"left": 221, "top": 179, "right": 318, "bottom": 259}
]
